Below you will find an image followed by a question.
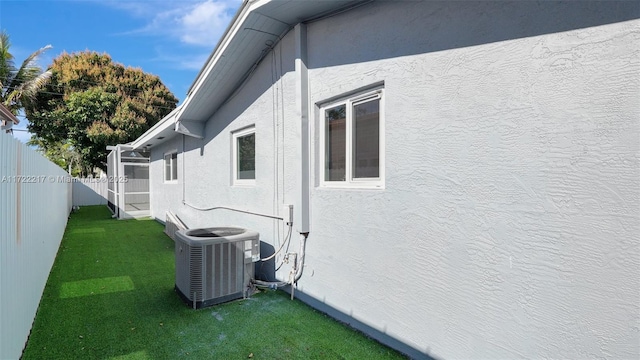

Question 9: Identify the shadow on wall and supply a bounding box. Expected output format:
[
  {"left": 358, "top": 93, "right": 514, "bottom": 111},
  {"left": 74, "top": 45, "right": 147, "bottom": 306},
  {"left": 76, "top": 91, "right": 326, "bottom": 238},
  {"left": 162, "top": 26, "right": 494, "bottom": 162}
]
[
  {"left": 308, "top": 1, "right": 640, "bottom": 69},
  {"left": 183, "top": 31, "right": 296, "bottom": 157},
  {"left": 72, "top": 179, "right": 107, "bottom": 206},
  {"left": 255, "top": 241, "right": 277, "bottom": 282}
]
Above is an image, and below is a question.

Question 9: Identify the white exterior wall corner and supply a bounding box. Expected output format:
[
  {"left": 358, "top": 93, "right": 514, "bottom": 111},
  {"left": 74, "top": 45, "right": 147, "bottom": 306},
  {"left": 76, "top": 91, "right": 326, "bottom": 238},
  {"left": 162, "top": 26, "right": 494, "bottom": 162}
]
[
  {"left": 303, "top": 1, "right": 640, "bottom": 359},
  {"left": 144, "top": 1, "right": 639, "bottom": 359}
]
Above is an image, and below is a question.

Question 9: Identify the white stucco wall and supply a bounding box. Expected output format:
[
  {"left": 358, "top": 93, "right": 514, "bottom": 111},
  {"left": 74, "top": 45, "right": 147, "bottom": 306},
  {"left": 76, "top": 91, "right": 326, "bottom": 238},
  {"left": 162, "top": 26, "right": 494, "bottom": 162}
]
[
  {"left": 149, "top": 31, "right": 300, "bottom": 257},
  {"left": 301, "top": 1, "right": 639, "bottom": 358},
  {"left": 149, "top": 136, "right": 183, "bottom": 222},
  {"left": 148, "top": 1, "right": 639, "bottom": 359}
]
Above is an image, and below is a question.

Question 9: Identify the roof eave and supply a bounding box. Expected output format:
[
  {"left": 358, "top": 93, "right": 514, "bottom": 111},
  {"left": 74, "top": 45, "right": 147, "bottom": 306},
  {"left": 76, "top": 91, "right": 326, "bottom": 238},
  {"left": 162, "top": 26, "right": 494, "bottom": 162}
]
[
  {"left": 185, "top": 0, "right": 256, "bottom": 96},
  {"left": 177, "top": 0, "right": 262, "bottom": 122},
  {"left": 130, "top": 0, "right": 366, "bottom": 150},
  {"left": 0, "top": 103, "right": 20, "bottom": 125},
  {"left": 131, "top": 107, "right": 180, "bottom": 150}
]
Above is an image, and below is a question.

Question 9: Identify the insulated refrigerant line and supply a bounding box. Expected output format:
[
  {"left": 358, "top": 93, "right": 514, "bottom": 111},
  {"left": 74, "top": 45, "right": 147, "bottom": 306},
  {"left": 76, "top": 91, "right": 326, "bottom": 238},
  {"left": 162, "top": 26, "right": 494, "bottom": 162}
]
[
  {"left": 182, "top": 200, "right": 299, "bottom": 271},
  {"left": 182, "top": 200, "right": 284, "bottom": 221},
  {"left": 253, "top": 232, "right": 308, "bottom": 290},
  {"left": 261, "top": 224, "right": 292, "bottom": 263}
]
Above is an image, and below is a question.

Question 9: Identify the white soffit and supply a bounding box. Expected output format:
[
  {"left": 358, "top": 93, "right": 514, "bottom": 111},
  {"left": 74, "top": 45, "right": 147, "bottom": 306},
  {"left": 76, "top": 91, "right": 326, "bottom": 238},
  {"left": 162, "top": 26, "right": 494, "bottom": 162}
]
[
  {"left": 131, "top": 107, "right": 180, "bottom": 150},
  {"left": 132, "top": 0, "right": 365, "bottom": 150},
  {"left": 177, "top": 0, "right": 365, "bottom": 123}
]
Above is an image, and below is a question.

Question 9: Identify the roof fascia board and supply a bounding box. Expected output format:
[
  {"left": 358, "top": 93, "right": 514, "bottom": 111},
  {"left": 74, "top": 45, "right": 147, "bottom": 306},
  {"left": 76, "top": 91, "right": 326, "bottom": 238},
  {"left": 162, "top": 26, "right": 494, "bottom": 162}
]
[
  {"left": 184, "top": 0, "right": 257, "bottom": 97},
  {"left": 131, "top": 107, "right": 180, "bottom": 149},
  {"left": 177, "top": 0, "right": 271, "bottom": 122},
  {"left": 186, "top": 0, "right": 271, "bottom": 96}
]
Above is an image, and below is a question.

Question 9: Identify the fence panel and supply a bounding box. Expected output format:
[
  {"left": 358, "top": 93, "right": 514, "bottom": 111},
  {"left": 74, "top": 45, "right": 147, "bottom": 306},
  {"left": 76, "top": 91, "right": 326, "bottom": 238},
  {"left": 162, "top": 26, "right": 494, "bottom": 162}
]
[
  {"left": 72, "top": 178, "right": 108, "bottom": 206},
  {"left": 0, "top": 132, "right": 72, "bottom": 359}
]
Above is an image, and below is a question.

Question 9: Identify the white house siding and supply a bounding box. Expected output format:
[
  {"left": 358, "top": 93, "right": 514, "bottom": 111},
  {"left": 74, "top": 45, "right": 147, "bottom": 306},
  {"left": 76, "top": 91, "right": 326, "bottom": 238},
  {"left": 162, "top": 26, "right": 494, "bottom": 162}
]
[
  {"left": 303, "top": 1, "right": 639, "bottom": 359},
  {"left": 149, "top": 136, "right": 184, "bottom": 222},
  {"left": 147, "top": 1, "right": 639, "bottom": 359},
  {"left": 149, "top": 32, "right": 300, "bottom": 248}
]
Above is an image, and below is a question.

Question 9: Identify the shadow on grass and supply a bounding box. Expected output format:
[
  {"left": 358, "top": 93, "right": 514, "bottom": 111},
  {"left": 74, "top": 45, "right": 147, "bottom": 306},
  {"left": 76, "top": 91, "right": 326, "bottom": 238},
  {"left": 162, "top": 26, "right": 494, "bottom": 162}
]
[{"left": 22, "top": 206, "right": 406, "bottom": 359}]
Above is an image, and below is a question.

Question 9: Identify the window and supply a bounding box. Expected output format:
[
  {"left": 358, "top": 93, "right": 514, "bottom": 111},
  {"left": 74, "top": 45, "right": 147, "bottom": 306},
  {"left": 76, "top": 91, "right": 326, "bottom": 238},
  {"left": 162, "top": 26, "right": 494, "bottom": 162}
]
[
  {"left": 232, "top": 126, "right": 255, "bottom": 185},
  {"left": 321, "top": 90, "right": 384, "bottom": 188},
  {"left": 164, "top": 152, "right": 178, "bottom": 182}
]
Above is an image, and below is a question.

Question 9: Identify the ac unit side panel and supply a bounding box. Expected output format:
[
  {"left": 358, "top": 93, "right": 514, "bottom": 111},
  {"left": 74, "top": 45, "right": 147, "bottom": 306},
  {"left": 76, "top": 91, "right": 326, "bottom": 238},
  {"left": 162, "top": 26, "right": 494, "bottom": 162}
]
[
  {"left": 190, "top": 246, "right": 203, "bottom": 301},
  {"left": 175, "top": 240, "right": 192, "bottom": 297}
]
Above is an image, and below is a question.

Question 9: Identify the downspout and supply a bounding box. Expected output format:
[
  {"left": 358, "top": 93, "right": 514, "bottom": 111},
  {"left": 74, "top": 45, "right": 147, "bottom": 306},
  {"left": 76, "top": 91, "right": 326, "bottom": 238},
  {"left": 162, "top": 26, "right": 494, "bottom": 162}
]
[
  {"left": 294, "top": 22, "right": 310, "bottom": 286},
  {"left": 295, "top": 23, "right": 310, "bottom": 235},
  {"left": 182, "top": 134, "right": 186, "bottom": 203},
  {"left": 253, "top": 23, "right": 310, "bottom": 292}
]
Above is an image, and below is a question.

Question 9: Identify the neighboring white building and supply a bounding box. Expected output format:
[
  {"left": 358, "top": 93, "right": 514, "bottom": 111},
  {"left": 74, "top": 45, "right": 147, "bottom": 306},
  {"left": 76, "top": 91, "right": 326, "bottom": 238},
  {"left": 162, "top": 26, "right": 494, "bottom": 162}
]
[
  {"left": 116, "top": 1, "right": 639, "bottom": 358},
  {"left": 0, "top": 103, "right": 19, "bottom": 133}
]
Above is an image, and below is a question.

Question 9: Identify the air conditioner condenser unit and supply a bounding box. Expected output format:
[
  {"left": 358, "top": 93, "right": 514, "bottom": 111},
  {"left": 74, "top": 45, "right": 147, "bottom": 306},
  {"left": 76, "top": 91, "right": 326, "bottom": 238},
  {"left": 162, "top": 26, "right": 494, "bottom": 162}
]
[{"left": 174, "top": 227, "right": 260, "bottom": 309}]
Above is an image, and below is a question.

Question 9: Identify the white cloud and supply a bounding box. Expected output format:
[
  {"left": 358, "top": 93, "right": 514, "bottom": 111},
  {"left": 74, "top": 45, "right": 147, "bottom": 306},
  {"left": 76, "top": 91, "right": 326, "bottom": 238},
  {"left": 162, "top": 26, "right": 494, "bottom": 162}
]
[
  {"left": 179, "top": 1, "right": 232, "bottom": 46},
  {"left": 106, "top": 0, "right": 238, "bottom": 48},
  {"left": 97, "top": 0, "right": 240, "bottom": 71}
]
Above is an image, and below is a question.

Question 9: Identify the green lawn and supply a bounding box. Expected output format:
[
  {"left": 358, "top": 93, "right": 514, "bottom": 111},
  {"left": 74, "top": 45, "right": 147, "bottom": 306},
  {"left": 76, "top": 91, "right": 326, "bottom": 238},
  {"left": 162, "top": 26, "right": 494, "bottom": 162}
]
[{"left": 22, "top": 206, "right": 406, "bottom": 359}]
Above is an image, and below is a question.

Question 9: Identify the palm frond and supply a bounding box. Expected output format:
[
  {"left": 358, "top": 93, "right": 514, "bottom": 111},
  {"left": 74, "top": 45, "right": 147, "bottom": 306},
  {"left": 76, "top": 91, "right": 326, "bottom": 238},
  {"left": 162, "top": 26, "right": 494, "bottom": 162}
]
[
  {"left": 4, "top": 88, "right": 20, "bottom": 110},
  {"left": 8, "top": 44, "right": 52, "bottom": 92},
  {"left": 21, "top": 69, "right": 52, "bottom": 101},
  {"left": 0, "top": 31, "right": 17, "bottom": 97}
]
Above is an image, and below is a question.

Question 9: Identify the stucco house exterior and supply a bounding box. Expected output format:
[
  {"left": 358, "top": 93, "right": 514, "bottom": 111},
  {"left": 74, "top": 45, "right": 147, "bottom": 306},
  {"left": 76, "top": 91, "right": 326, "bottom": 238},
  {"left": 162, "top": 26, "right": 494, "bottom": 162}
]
[{"left": 113, "top": 1, "right": 639, "bottom": 358}]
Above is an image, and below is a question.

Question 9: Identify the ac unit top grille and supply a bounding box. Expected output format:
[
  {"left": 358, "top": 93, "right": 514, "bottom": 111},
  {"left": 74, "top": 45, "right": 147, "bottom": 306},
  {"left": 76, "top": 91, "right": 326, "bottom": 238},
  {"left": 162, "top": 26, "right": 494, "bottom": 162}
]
[{"left": 188, "top": 227, "right": 245, "bottom": 238}]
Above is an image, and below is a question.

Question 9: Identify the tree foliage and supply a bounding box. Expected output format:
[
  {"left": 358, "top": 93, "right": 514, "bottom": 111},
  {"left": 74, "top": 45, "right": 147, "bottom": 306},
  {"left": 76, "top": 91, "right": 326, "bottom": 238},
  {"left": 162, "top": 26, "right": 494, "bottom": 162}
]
[
  {"left": 26, "top": 51, "right": 178, "bottom": 174},
  {"left": 0, "top": 30, "right": 52, "bottom": 116},
  {"left": 27, "top": 137, "right": 83, "bottom": 177}
]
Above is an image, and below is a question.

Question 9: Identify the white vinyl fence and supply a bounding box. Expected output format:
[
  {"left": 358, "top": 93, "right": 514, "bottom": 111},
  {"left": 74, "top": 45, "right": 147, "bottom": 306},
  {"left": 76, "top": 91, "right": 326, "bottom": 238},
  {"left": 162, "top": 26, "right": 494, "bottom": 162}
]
[
  {"left": 0, "top": 132, "right": 72, "bottom": 359},
  {"left": 72, "top": 177, "right": 108, "bottom": 206}
]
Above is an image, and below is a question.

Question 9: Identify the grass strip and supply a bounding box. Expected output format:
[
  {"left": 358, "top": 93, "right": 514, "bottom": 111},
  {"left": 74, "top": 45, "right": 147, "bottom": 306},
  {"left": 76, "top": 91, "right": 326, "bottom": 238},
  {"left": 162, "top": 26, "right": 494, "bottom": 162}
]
[{"left": 22, "top": 206, "right": 406, "bottom": 359}]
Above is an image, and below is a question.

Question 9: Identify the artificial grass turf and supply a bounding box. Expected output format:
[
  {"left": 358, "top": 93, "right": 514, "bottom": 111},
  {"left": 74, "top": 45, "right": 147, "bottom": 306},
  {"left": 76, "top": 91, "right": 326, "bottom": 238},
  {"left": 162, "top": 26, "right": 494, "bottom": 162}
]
[{"left": 22, "top": 206, "right": 407, "bottom": 359}]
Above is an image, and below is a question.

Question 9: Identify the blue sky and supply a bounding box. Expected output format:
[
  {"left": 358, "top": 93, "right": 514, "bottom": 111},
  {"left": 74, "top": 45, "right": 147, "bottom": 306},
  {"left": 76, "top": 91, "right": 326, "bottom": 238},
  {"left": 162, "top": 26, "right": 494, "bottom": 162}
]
[{"left": 0, "top": 0, "right": 242, "bottom": 142}]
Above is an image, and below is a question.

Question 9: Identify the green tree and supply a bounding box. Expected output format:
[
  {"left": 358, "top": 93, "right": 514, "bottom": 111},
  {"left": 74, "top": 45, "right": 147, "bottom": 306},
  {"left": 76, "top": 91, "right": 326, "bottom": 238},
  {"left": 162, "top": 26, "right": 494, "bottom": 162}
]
[
  {"left": 28, "top": 137, "right": 82, "bottom": 176},
  {"left": 0, "top": 30, "right": 52, "bottom": 117},
  {"left": 26, "top": 51, "right": 178, "bottom": 174}
]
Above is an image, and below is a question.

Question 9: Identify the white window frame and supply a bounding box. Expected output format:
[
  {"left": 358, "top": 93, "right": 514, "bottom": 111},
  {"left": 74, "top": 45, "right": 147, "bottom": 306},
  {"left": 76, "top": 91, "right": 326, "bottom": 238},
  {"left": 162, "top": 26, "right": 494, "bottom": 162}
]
[
  {"left": 232, "top": 126, "right": 256, "bottom": 186},
  {"left": 319, "top": 89, "right": 385, "bottom": 189},
  {"left": 164, "top": 150, "right": 178, "bottom": 183}
]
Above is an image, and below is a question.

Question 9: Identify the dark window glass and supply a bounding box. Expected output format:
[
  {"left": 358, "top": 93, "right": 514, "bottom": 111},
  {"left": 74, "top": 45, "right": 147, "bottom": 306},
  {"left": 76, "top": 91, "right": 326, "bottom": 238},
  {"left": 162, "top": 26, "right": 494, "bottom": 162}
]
[
  {"left": 325, "top": 105, "right": 346, "bottom": 181},
  {"left": 353, "top": 99, "right": 380, "bottom": 178},
  {"left": 237, "top": 133, "right": 255, "bottom": 180}
]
